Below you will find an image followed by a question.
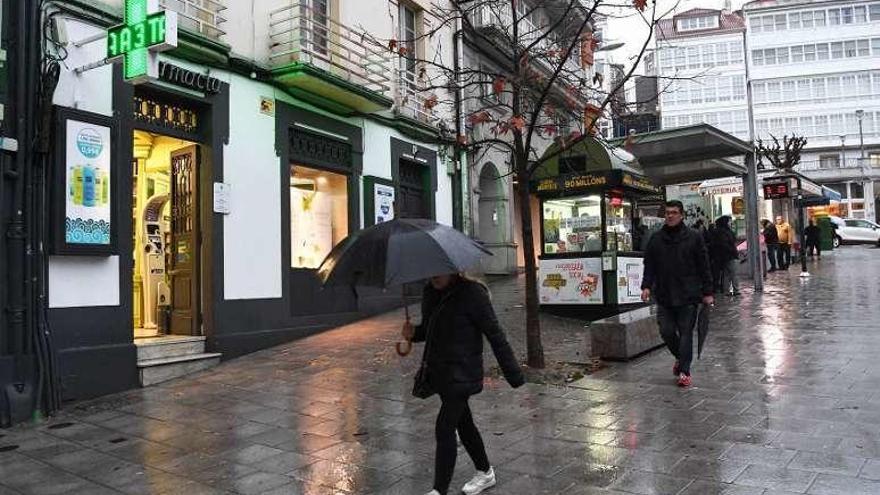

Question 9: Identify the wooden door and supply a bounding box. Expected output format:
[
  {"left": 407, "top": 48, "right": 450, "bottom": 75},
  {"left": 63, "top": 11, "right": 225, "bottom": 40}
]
[
  {"left": 169, "top": 146, "right": 200, "bottom": 336},
  {"left": 398, "top": 160, "right": 427, "bottom": 219}
]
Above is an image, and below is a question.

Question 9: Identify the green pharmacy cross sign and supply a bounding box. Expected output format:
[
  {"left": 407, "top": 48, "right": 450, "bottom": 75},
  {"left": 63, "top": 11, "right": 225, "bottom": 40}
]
[{"left": 107, "top": 0, "right": 178, "bottom": 83}]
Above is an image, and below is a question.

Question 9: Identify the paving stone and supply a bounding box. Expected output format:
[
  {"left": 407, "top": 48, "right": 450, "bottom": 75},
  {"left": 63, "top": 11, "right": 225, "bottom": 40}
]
[
  {"left": 607, "top": 470, "right": 693, "bottom": 495},
  {"left": 720, "top": 444, "right": 798, "bottom": 466},
  {"left": 788, "top": 451, "right": 867, "bottom": 476},
  {"left": 678, "top": 480, "right": 764, "bottom": 495},
  {"left": 669, "top": 457, "right": 749, "bottom": 484},
  {"left": 807, "top": 473, "right": 880, "bottom": 495},
  {"left": 733, "top": 464, "right": 818, "bottom": 492}
]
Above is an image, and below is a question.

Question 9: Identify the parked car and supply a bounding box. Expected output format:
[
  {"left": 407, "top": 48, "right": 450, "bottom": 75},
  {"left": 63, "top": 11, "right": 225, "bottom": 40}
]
[{"left": 829, "top": 216, "right": 880, "bottom": 247}]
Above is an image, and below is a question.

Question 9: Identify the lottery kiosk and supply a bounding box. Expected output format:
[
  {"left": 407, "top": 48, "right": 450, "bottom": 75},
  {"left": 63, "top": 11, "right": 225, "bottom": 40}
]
[{"left": 532, "top": 138, "right": 663, "bottom": 318}]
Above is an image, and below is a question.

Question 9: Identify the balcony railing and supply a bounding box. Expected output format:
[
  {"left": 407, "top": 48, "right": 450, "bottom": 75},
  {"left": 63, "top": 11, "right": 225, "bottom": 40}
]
[
  {"left": 395, "top": 71, "right": 435, "bottom": 124},
  {"left": 159, "top": 0, "right": 227, "bottom": 40},
  {"left": 268, "top": 2, "right": 392, "bottom": 96},
  {"left": 796, "top": 158, "right": 880, "bottom": 172}
]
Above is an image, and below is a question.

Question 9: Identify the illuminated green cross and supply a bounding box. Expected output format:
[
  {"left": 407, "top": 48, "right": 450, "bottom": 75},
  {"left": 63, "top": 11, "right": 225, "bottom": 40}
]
[{"left": 107, "top": 0, "right": 178, "bottom": 82}]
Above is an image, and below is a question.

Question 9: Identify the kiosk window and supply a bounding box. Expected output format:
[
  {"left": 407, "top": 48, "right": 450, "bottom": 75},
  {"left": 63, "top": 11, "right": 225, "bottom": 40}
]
[
  {"left": 606, "top": 196, "right": 633, "bottom": 252},
  {"left": 290, "top": 165, "right": 349, "bottom": 269},
  {"left": 542, "top": 195, "right": 602, "bottom": 254}
]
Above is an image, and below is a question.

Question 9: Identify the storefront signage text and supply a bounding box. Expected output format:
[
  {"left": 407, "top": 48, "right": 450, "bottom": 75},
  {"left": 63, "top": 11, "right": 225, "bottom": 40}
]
[
  {"left": 106, "top": 0, "right": 178, "bottom": 82},
  {"left": 536, "top": 171, "right": 659, "bottom": 195},
  {"left": 159, "top": 62, "right": 222, "bottom": 94},
  {"left": 621, "top": 173, "right": 663, "bottom": 194}
]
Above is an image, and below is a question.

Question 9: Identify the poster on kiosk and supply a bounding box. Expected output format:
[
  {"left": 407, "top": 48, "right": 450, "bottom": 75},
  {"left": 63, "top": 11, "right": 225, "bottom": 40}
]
[{"left": 539, "top": 258, "right": 604, "bottom": 304}]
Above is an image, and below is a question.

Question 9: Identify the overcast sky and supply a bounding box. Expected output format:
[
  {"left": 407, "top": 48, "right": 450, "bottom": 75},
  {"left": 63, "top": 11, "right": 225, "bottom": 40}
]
[{"left": 604, "top": 0, "right": 748, "bottom": 71}]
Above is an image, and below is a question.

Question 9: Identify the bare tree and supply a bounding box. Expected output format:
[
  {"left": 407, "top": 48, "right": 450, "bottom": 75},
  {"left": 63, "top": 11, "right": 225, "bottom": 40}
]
[
  {"left": 756, "top": 134, "right": 808, "bottom": 171},
  {"left": 368, "top": 0, "right": 666, "bottom": 368}
]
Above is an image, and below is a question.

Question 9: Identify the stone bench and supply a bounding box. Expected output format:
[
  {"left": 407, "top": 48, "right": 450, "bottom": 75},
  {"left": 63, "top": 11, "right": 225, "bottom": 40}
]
[{"left": 589, "top": 306, "right": 663, "bottom": 361}]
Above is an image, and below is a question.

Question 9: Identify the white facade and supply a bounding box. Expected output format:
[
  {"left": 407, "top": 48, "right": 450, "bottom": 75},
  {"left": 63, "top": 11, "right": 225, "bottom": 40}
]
[
  {"left": 655, "top": 10, "right": 751, "bottom": 141},
  {"left": 47, "top": 1, "right": 456, "bottom": 308},
  {"left": 744, "top": 0, "right": 880, "bottom": 221}
]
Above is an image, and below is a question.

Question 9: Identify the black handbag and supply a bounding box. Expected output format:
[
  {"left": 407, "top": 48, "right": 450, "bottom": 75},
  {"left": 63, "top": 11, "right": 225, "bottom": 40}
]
[{"left": 411, "top": 289, "right": 456, "bottom": 399}]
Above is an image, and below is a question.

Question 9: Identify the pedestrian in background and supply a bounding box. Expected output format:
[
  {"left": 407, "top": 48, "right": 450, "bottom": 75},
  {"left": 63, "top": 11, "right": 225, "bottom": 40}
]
[
  {"left": 710, "top": 216, "right": 740, "bottom": 296},
  {"left": 641, "top": 201, "right": 715, "bottom": 387},
  {"left": 805, "top": 219, "right": 821, "bottom": 258},
  {"left": 762, "top": 219, "right": 779, "bottom": 272},
  {"left": 402, "top": 274, "right": 524, "bottom": 495},
  {"left": 776, "top": 216, "right": 793, "bottom": 269}
]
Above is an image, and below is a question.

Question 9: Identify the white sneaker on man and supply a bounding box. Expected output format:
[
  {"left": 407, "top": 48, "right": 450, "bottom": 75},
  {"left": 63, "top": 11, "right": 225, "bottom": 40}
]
[{"left": 461, "top": 467, "right": 496, "bottom": 494}]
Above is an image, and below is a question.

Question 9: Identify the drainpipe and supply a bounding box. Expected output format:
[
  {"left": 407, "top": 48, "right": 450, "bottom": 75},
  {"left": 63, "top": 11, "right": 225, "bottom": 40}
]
[{"left": 453, "top": 19, "right": 469, "bottom": 235}]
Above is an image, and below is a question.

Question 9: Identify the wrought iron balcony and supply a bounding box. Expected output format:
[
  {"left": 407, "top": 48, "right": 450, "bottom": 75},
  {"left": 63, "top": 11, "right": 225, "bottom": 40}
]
[
  {"left": 268, "top": 2, "right": 393, "bottom": 112},
  {"left": 159, "top": 0, "right": 227, "bottom": 40},
  {"left": 395, "top": 71, "right": 435, "bottom": 125}
]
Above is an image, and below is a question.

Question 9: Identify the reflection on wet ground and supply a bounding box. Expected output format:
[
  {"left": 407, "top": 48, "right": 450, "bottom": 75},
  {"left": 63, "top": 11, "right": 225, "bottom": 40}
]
[{"left": 2, "top": 247, "right": 880, "bottom": 494}]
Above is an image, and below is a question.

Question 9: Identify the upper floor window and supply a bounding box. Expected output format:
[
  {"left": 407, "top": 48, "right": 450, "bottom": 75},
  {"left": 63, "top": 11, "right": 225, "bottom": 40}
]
[
  {"left": 677, "top": 15, "right": 719, "bottom": 32},
  {"left": 399, "top": 3, "right": 418, "bottom": 84}
]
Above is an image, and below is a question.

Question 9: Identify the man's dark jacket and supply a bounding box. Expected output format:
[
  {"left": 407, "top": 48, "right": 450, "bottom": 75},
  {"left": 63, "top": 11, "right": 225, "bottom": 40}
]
[
  {"left": 763, "top": 224, "right": 779, "bottom": 244},
  {"left": 709, "top": 226, "right": 738, "bottom": 263},
  {"left": 413, "top": 280, "right": 524, "bottom": 396},
  {"left": 641, "top": 224, "right": 714, "bottom": 307}
]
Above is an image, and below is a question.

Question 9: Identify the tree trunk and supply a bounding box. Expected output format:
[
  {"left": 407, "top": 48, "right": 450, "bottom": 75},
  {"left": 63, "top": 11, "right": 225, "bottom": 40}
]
[{"left": 515, "top": 163, "right": 545, "bottom": 369}]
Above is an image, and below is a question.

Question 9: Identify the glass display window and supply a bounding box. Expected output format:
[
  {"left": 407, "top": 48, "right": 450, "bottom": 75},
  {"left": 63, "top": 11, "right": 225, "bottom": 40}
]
[
  {"left": 542, "top": 195, "right": 602, "bottom": 254},
  {"left": 290, "top": 165, "right": 349, "bottom": 269},
  {"left": 605, "top": 194, "right": 633, "bottom": 252}
]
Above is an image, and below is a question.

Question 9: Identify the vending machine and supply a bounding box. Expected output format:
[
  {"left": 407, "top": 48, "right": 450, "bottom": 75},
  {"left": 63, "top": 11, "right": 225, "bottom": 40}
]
[{"left": 141, "top": 195, "right": 171, "bottom": 330}]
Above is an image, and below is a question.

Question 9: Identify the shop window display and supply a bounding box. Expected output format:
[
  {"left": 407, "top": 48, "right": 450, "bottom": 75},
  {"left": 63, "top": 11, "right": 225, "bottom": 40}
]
[
  {"left": 542, "top": 195, "right": 602, "bottom": 254},
  {"left": 290, "top": 165, "right": 348, "bottom": 269},
  {"left": 606, "top": 195, "right": 634, "bottom": 252}
]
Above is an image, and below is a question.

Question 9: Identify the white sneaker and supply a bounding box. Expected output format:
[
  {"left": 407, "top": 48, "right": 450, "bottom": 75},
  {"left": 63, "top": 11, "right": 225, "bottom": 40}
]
[
  {"left": 462, "top": 467, "right": 496, "bottom": 495},
  {"left": 425, "top": 491, "right": 441, "bottom": 495}
]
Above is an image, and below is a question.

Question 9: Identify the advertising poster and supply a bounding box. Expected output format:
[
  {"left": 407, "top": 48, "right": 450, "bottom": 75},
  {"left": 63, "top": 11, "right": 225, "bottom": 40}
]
[
  {"left": 539, "top": 258, "right": 603, "bottom": 305},
  {"left": 65, "top": 120, "right": 112, "bottom": 245},
  {"left": 375, "top": 183, "right": 395, "bottom": 224},
  {"left": 616, "top": 257, "right": 644, "bottom": 304}
]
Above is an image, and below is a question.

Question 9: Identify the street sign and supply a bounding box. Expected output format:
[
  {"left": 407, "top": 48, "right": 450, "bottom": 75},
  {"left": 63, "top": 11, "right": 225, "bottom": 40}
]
[{"left": 106, "top": 0, "right": 178, "bottom": 83}]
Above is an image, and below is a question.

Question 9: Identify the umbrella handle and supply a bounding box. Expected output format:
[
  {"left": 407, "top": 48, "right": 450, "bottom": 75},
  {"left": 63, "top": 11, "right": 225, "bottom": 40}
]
[{"left": 396, "top": 288, "right": 413, "bottom": 357}]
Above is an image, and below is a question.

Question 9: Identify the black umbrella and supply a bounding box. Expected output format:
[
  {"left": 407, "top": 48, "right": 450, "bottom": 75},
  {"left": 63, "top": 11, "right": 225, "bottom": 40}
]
[
  {"left": 695, "top": 304, "right": 711, "bottom": 359},
  {"left": 317, "top": 218, "right": 492, "bottom": 355}
]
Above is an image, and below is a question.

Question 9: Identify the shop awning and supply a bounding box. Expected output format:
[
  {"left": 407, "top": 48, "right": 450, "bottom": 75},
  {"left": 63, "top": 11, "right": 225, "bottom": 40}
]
[{"left": 611, "top": 124, "right": 752, "bottom": 185}]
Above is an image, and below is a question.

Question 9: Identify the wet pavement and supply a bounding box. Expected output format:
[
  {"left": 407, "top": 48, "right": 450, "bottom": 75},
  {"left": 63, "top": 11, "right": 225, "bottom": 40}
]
[{"left": 2, "top": 246, "right": 880, "bottom": 494}]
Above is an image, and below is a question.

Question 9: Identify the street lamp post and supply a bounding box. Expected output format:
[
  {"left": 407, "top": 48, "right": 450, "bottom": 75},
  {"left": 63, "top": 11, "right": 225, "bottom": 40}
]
[{"left": 856, "top": 109, "right": 866, "bottom": 160}]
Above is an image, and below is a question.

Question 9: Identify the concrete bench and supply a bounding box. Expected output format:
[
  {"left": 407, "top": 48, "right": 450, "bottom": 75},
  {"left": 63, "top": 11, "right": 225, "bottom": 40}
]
[{"left": 589, "top": 306, "right": 663, "bottom": 361}]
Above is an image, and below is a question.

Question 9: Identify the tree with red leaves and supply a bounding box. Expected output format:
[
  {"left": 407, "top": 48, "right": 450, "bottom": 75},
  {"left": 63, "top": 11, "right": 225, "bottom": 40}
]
[{"left": 366, "top": 0, "right": 665, "bottom": 368}]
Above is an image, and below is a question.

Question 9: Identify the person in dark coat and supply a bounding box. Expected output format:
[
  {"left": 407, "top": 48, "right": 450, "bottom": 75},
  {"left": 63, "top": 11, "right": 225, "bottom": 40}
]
[
  {"left": 804, "top": 219, "right": 821, "bottom": 258},
  {"left": 641, "top": 200, "right": 714, "bottom": 387},
  {"left": 402, "top": 274, "right": 524, "bottom": 495},
  {"left": 709, "top": 216, "right": 740, "bottom": 296},
  {"left": 762, "top": 219, "right": 780, "bottom": 272}
]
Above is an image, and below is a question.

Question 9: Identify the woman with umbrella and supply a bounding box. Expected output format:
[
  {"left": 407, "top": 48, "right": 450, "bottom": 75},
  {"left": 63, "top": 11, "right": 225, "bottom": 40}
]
[
  {"left": 318, "top": 219, "right": 524, "bottom": 495},
  {"left": 402, "top": 273, "right": 524, "bottom": 495}
]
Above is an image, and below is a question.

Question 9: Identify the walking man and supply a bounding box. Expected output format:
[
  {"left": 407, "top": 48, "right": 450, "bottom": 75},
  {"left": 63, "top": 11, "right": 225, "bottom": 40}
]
[
  {"left": 775, "top": 216, "right": 793, "bottom": 269},
  {"left": 641, "top": 200, "right": 714, "bottom": 387},
  {"left": 762, "top": 219, "right": 779, "bottom": 272}
]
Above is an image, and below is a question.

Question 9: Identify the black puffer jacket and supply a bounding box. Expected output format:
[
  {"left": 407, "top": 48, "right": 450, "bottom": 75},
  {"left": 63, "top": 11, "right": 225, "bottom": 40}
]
[
  {"left": 413, "top": 279, "right": 525, "bottom": 397},
  {"left": 641, "top": 224, "right": 713, "bottom": 307},
  {"left": 709, "top": 225, "right": 738, "bottom": 264}
]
